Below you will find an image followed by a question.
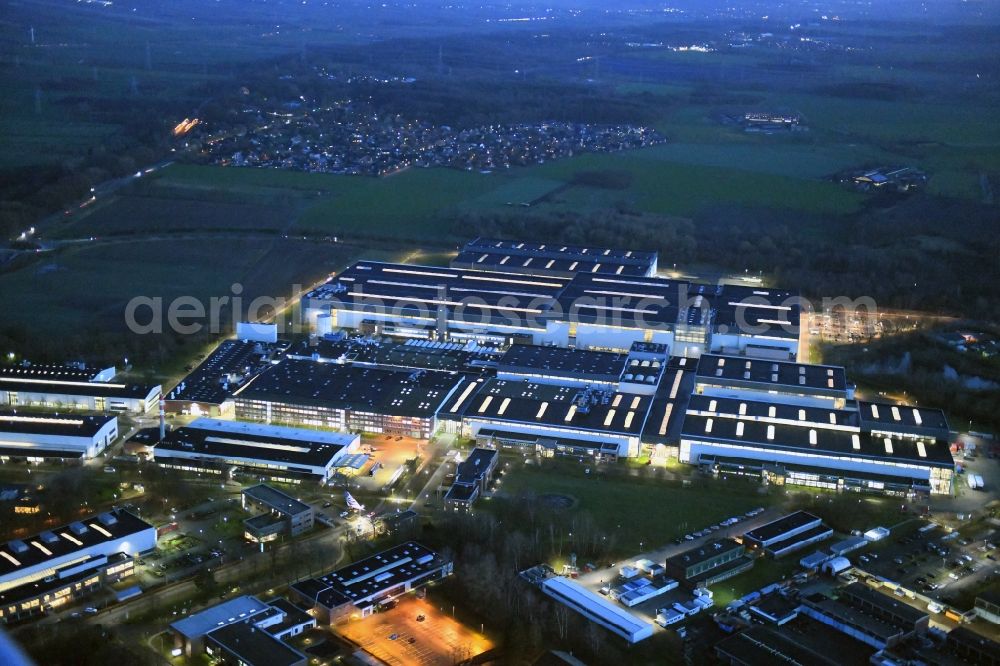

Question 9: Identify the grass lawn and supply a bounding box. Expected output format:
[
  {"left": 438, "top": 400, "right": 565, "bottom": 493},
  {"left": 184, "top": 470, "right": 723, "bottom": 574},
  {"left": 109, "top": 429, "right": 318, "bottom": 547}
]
[
  {"left": 710, "top": 557, "right": 802, "bottom": 608},
  {"left": 494, "top": 459, "right": 781, "bottom": 555}
]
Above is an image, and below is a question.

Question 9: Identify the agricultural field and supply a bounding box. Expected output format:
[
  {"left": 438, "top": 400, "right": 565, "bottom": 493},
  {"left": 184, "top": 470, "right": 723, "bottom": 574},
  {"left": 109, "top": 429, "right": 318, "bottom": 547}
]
[
  {"left": 49, "top": 194, "right": 296, "bottom": 238},
  {"left": 143, "top": 146, "right": 867, "bottom": 246},
  {"left": 0, "top": 237, "right": 361, "bottom": 339},
  {"left": 529, "top": 150, "right": 867, "bottom": 218}
]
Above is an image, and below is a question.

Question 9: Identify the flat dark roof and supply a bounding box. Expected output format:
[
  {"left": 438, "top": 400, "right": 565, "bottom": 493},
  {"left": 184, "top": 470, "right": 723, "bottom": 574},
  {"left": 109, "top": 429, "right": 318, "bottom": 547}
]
[
  {"left": 681, "top": 411, "right": 954, "bottom": 468},
  {"left": 455, "top": 447, "right": 498, "bottom": 485},
  {"left": 167, "top": 339, "right": 271, "bottom": 405},
  {"left": 293, "top": 541, "right": 447, "bottom": 608},
  {"left": 716, "top": 626, "right": 841, "bottom": 666},
  {"left": 207, "top": 620, "right": 306, "bottom": 666},
  {"left": 315, "top": 260, "right": 798, "bottom": 338},
  {"left": 687, "top": 394, "right": 858, "bottom": 428},
  {"left": 841, "top": 582, "right": 928, "bottom": 625},
  {"left": 444, "top": 483, "right": 477, "bottom": 503},
  {"left": 744, "top": 512, "right": 821, "bottom": 544},
  {"left": 0, "top": 410, "right": 115, "bottom": 438},
  {"left": 949, "top": 626, "right": 1000, "bottom": 661},
  {"left": 0, "top": 552, "right": 129, "bottom": 608},
  {"left": 454, "top": 378, "right": 651, "bottom": 437},
  {"left": 0, "top": 364, "right": 109, "bottom": 382},
  {"left": 858, "top": 401, "right": 950, "bottom": 437},
  {"left": 476, "top": 429, "right": 621, "bottom": 454},
  {"left": 554, "top": 272, "right": 684, "bottom": 330},
  {"left": 666, "top": 538, "right": 743, "bottom": 570},
  {"left": 453, "top": 237, "right": 656, "bottom": 278},
  {"left": 243, "top": 484, "right": 312, "bottom": 517},
  {"left": 766, "top": 524, "right": 833, "bottom": 555},
  {"left": 289, "top": 338, "right": 498, "bottom": 373},
  {"left": 236, "top": 359, "right": 465, "bottom": 419},
  {"left": 639, "top": 367, "right": 695, "bottom": 445},
  {"left": 801, "top": 593, "right": 903, "bottom": 642},
  {"left": 140, "top": 420, "right": 354, "bottom": 469},
  {"left": 462, "top": 237, "right": 657, "bottom": 265},
  {"left": 696, "top": 355, "right": 846, "bottom": 393},
  {"left": 263, "top": 598, "right": 314, "bottom": 635},
  {"left": 498, "top": 344, "right": 628, "bottom": 382},
  {"left": 0, "top": 509, "right": 153, "bottom": 581},
  {"left": 0, "top": 376, "right": 158, "bottom": 400},
  {"left": 310, "top": 260, "right": 571, "bottom": 330}
]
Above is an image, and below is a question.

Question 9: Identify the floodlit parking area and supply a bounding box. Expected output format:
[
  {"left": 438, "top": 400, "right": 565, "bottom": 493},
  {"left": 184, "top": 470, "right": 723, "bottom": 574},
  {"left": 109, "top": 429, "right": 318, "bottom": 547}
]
[
  {"left": 347, "top": 435, "right": 427, "bottom": 492},
  {"left": 337, "top": 597, "right": 492, "bottom": 666}
]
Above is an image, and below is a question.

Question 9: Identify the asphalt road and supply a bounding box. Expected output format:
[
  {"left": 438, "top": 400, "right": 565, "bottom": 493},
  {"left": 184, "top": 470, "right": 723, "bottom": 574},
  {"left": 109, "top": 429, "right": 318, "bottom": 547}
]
[{"left": 33, "top": 523, "right": 349, "bottom": 630}]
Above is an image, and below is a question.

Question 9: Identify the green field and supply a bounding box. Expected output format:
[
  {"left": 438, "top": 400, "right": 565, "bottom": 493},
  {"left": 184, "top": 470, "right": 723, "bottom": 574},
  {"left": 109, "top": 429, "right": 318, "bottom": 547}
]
[
  {"left": 630, "top": 141, "right": 891, "bottom": 179},
  {"left": 495, "top": 460, "right": 780, "bottom": 555},
  {"left": 159, "top": 164, "right": 500, "bottom": 239},
  {"left": 469, "top": 177, "right": 566, "bottom": 206},
  {"left": 51, "top": 194, "right": 295, "bottom": 238},
  {"left": 529, "top": 149, "right": 866, "bottom": 217},
  {"left": 154, "top": 147, "right": 867, "bottom": 245},
  {"left": 0, "top": 238, "right": 360, "bottom": 337}
]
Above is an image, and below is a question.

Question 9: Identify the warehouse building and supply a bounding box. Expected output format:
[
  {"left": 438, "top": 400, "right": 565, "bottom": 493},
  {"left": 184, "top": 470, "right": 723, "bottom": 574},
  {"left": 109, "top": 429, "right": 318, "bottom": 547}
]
[
  {"left": 857, "top": 400, "right": 951, "bottom": 442},
  {"left": 241, "top": 484, "right": 315, "bottom": 542},
  {"left": 451, "top": 237, "right": 658, "bottom": 278},
  {"left": 678, "top": 393, "right": 955, "bottom": 495},
  {"left": 496, "top": 341, "right": 669, "bottom": 395},
  {"left": 947, "top": 626, "right": 1000, "bottom": 665},
  {"left": 551, "top": 273, "right": 798, "bottom": 358},
  {"left": 0, "top": 363, "right": 117, "bottom": 384},
  {"left": 799, "top": 583, "right": 928, "bottom": 650},
  {"left": 742, "top": 512, "right": 833, "bottom": 558},
  {"left": 0, "top": 411, "right": 118, "bottom": 461},
  {"left": 0, "top": 363, "right": 159, "bottom": 414},
  {"left": 300, "top": 256, "right": 800, "bottom": 359},
  {"left": 694, "top": 354, "right": 851, "bottom": 408},
  {"left": 0, "top": 508, "right": 155, "bottom": 623},
  {"left": 287, "top": 337, "right": 500, "bottom": 373},
  {"left": 163, "top": 339, "right": 277, "bottom": 417},
  {"left": 496, "top": 344, "right": 630, "bottom": 389},
  {"left": 290, "top": 542, "right": 452, "bottom": 622},
  {"left": 144, "top": 419, "right": 359, "bottom": 484},
  {"left": 539, "top": 576, "right": 654, "bottom": 643},
  {"left": 300, "top": 261, "right": 571, "bottom": 346},
  {"left": 233, "top": 359, "right": 469, "bottom": 439},
  {"left": 448, "top": 377, "right": 653, "bottom": 459}
]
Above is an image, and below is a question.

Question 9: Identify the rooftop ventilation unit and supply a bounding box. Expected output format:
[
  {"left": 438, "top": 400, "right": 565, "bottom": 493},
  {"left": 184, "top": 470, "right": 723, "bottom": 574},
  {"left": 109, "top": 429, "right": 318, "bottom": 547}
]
[{"left": 7, "top": 540, "right": 29, "bottom": 554}]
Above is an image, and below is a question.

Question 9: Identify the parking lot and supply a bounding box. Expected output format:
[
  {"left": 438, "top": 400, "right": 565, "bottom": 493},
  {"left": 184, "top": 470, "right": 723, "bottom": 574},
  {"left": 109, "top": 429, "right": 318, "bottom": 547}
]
[
  {"left": 854, "top": 519, "right": 1000, "bottom": 615},
  {"left": 337, "top": 597, "right": 493, "bottom": 666}
]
